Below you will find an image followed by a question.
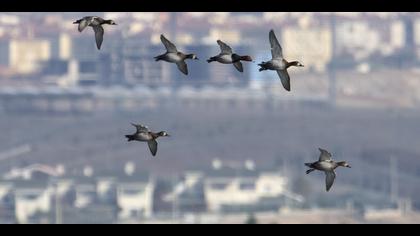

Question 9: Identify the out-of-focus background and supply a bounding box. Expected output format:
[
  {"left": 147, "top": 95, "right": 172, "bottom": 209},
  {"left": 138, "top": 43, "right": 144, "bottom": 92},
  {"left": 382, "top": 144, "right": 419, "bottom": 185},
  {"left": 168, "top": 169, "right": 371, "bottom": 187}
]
[{"left": 0, "top": 12, "right": 420, "bottom": 224}]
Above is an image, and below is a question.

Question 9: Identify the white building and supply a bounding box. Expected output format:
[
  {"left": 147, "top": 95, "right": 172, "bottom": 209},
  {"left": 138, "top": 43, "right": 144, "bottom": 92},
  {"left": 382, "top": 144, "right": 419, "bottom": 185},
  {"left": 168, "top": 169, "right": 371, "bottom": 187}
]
[
  {"left": 116, "top": 179, "right": 154, "bottom": 220},
  {"left": 282, "top": 26, "right": 332, "bottom": 72},
  {"left": 9, "top": 39, "right": 51, "bottom": 74},
  {"left": 336, "top": 21, "right": 381, "bottom": 59},
  {"left": 14, "top": 186, "right": 53, "bottom": 224},
  {"left": 204, "top": 171, "right": 294, "bottom": 212},
  {"left": 74, "top": 184, "right": 96, "bottom": 209},
  {"left": 0, "top": 182, "right": 13, "bottom": 206}
]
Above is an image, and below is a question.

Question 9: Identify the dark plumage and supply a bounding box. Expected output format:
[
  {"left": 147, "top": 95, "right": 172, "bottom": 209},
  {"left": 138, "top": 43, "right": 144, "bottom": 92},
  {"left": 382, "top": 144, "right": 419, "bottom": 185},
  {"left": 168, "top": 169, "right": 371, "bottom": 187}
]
[
  {"left": 73, "top": 16, "right": 117, "bottom": 50},
  {"left": 125, "top": 123, "right": 170, "bottom": 157},
  {"left": 207, "top": 40, "right": 253, "bottom": 72},
  {"left": 305, "top": 148, "right": 351, "bottom": 192},
  {"left": 154, "top": 34, "right": 198, "bottom": 75},
  {"left": 258, "top": 29, "right": 304, "bottom": 91}
]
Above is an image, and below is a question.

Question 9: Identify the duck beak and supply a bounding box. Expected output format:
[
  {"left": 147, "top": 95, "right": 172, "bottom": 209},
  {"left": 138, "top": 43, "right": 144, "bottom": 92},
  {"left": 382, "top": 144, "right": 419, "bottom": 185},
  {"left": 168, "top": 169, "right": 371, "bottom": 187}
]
[{"left": 347, "top": 165, "right": 351, "bottom": 168}]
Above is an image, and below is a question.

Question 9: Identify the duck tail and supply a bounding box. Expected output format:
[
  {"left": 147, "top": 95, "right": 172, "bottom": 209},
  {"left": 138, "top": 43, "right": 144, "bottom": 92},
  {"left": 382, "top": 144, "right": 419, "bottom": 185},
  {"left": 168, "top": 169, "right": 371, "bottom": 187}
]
[
  {"left": 258, "top": 62, "right": 266, "bottom": 71},
  {"left": 259, "top": 67, "right": 267, "bottom": 72},
  {"left": 73, "top": 20, "right": 81, "bottom": 24},
  {"left": 125, "top": 135, "right": 134, "bottom": 142},
  {"left": 306, "top": 169, "right": 315, "bottom": 175},
  {"left": 304, "top": 163, "right": 313, "bottom": 168},
  {"left": 207, "top": 57, "right": 216, "bottom": 63},
  {"left": 239, "top": 55, "right": 253, "bottom": 62},
  {"left": 154, "top": 55, "right": 164, "bottom": 61}
]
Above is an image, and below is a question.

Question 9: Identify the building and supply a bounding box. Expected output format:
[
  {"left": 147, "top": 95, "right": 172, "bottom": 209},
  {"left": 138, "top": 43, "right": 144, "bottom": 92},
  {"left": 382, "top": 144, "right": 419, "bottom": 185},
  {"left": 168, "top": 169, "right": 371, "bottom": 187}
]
[
  {"left": 163, "top": 171, "right": 207, "bottom": 213},
  {"left": 122, "top": 39, "right": 171, "bottom": 86},
  {"left": 14, "top": 181, "right": 53, "bottom": 224},
  {"left": 9, "top": 39, "right": 51, "bottom": 74},
  {"left": 0, "top": 182, "right": 15, "bottom": 223},
  {"left": 282, "top": 26, "right": 332, "bottom": 72},
  {"left": 116, "top": 175, "right": 155, "bottom": 220},
  {"left": 0, "top": 162, "right": 156, "bottom": 224},
  {"left": 165, "top": 162, "right": 304, "bottom": 214},
  {"left": 204, "top": 170, "right": 292, "bottom": 212},
  {"left": 336, "top": 20, "right": 380, "bottom": 60}
]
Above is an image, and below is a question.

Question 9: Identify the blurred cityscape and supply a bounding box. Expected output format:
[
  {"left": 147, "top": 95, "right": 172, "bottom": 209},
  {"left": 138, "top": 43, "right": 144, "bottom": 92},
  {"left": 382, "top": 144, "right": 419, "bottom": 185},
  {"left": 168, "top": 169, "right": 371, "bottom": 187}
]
[{"left": 1, "top": 12, "right": 420, "bottom": 223}]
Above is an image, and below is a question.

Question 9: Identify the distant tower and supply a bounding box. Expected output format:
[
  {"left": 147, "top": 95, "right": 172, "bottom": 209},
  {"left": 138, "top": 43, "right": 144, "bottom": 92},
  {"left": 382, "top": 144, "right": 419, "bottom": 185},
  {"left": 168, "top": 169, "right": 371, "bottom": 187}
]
[
  {"left": 402, "top": 13, "right": 416, "bottom": 62},
  {"left": 169, "top": 12, "right": 179, "bottom": 84},
  {"left": 328, "top": 13, "right": 337, "bottom": 107},
  {"left": 403, "top": 14, "right": 415, "bottom": 52},
  {"left": 389, "top": 156, "right": 399, "bottom": 203},
  {"left": 170, "top": 12, "right": 177, "bottom": 41}
]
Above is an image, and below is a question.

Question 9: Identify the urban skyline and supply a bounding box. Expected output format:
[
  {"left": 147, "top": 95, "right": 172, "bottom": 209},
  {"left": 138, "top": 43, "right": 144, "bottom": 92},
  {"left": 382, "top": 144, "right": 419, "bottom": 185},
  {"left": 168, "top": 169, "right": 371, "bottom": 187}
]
[{"left": 1, "top": 12, "right": 420, "bottom": 224}]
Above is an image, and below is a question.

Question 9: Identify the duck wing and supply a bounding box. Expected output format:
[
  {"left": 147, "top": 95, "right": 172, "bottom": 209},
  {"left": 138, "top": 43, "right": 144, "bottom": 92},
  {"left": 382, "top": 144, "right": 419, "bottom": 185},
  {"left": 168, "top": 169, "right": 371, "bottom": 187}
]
[
  {"left": 217, "top": 40, "right": 233, "bottom": 54},
  {"left": 319, "top": 148, "right": 332, "bottom": 161},
  {"left": 269, "top": 29, "right": 283, "bottom": 59},
  {"left": 233, "top": 61, "right": 244, "bottom": 72},
  {"left": 176, "top": 61, "right": 188, "bottom": 75},
  {"left": 325, "top": 171, "right": 336, "bottom": 192},
  {"left": 77, "top": 18, "right": 90, "bottom": 32},
  {"left": 160, "top": 34, "right": 178, "bottom": 53},
  {"left": 93, "top": 25, "right": 104, "bottom": 50},
  {"left": 148, "top": 140, "right": 158, "bottom": 157},
  {"left": 276, "top": 70, "right": 291, "bottom": 91},
  {"left": 131, "top": 123, "right": 150, "bottom": 133}
]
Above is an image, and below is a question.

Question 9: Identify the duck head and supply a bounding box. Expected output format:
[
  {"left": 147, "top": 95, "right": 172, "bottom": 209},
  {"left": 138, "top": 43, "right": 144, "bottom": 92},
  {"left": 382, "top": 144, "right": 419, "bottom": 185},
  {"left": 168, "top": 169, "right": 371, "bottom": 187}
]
[
  {"left": 288, "top": 61, "right": 304, "bottom": 68},
  {"left": 105, "top": 20, "right": 117, "bottom": 25},
  {"left": 337, "top": 161, "right": 351, "bottom": 168},
  {"left": 186, "top": 54, "right": 199, "bottom": 60},
  {"left": 157, "top": 131, "right": 171, "bottom": 137}
]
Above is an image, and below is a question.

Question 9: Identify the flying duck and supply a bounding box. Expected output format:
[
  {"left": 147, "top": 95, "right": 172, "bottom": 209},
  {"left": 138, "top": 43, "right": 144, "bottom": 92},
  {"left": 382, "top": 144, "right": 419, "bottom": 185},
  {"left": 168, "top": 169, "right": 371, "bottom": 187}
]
[
  {"left": 305, "top": 148, "right": 351, "bottom": 192},
  {"left": 154, "top": 34, "right": 199, "bottom": 75},
  {"left": 73, "top": 16, "right": 117, "bottom": 50},
  {"left": 258, "top": 29, "right": 304, "bottom": 91},
  {"left": 125, "top": 123, "right": 170, "bottom": 157},
  {"left": 207, "top": 40, "right": 253, "bottom": 72}
]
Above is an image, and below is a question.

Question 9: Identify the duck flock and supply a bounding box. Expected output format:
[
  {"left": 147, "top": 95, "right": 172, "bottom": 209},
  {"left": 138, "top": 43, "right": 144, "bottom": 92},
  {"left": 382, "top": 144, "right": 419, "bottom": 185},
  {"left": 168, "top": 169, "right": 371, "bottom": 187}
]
[{"left": 74, "top": 16, "right": 351, "bottom": 192}]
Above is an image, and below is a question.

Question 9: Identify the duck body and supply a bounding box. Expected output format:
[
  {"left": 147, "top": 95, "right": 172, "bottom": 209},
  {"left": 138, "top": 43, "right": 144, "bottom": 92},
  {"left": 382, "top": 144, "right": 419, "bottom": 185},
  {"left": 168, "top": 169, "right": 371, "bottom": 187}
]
[
  {"left": 155, "top": 52, "right": 187, "bottom": 63},
  {"left": 258, "top": 29, "right": 304, "bottom": 91},
  {"left": 306, "top": 160, "right": 338, "bottom": 172},
  {"left": 125, "top": 123, "right": 170, "bottom": 157},
  {"left": 258, "top": 58, "right": 287, "bottom": 71},
  {"left": 305, "top": 148, "right": 351, "bottom": 192},
  {"left": 207, "top": 40, "right": 252, "bottom": 72},
  {"left": 73, "top": 16, "right": 117, "bottom": 50},
  {"left": 208, "top": 53, "right": 251, "bottom": 64},
  {"left": 74, "top": 16, "right": 115, "bottom": 30},
  {"left": 209, "top": 53, "right": 235, "bottom": 64},
  {"left": 155, "top": 34, "right": 198, "bottom": 75},
  {"left": 126, "top": 132, "right": 154, "bottom": 142}
]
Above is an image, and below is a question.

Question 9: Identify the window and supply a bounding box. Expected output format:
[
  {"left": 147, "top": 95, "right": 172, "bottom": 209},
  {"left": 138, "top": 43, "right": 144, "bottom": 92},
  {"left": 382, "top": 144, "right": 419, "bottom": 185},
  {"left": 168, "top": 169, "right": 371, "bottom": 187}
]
[
  {"left": 210, "top": 183, "right": 227, "bottom": 190},
  {"left": 240, "top": 182, "right": 255, "bottom": 190}
]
